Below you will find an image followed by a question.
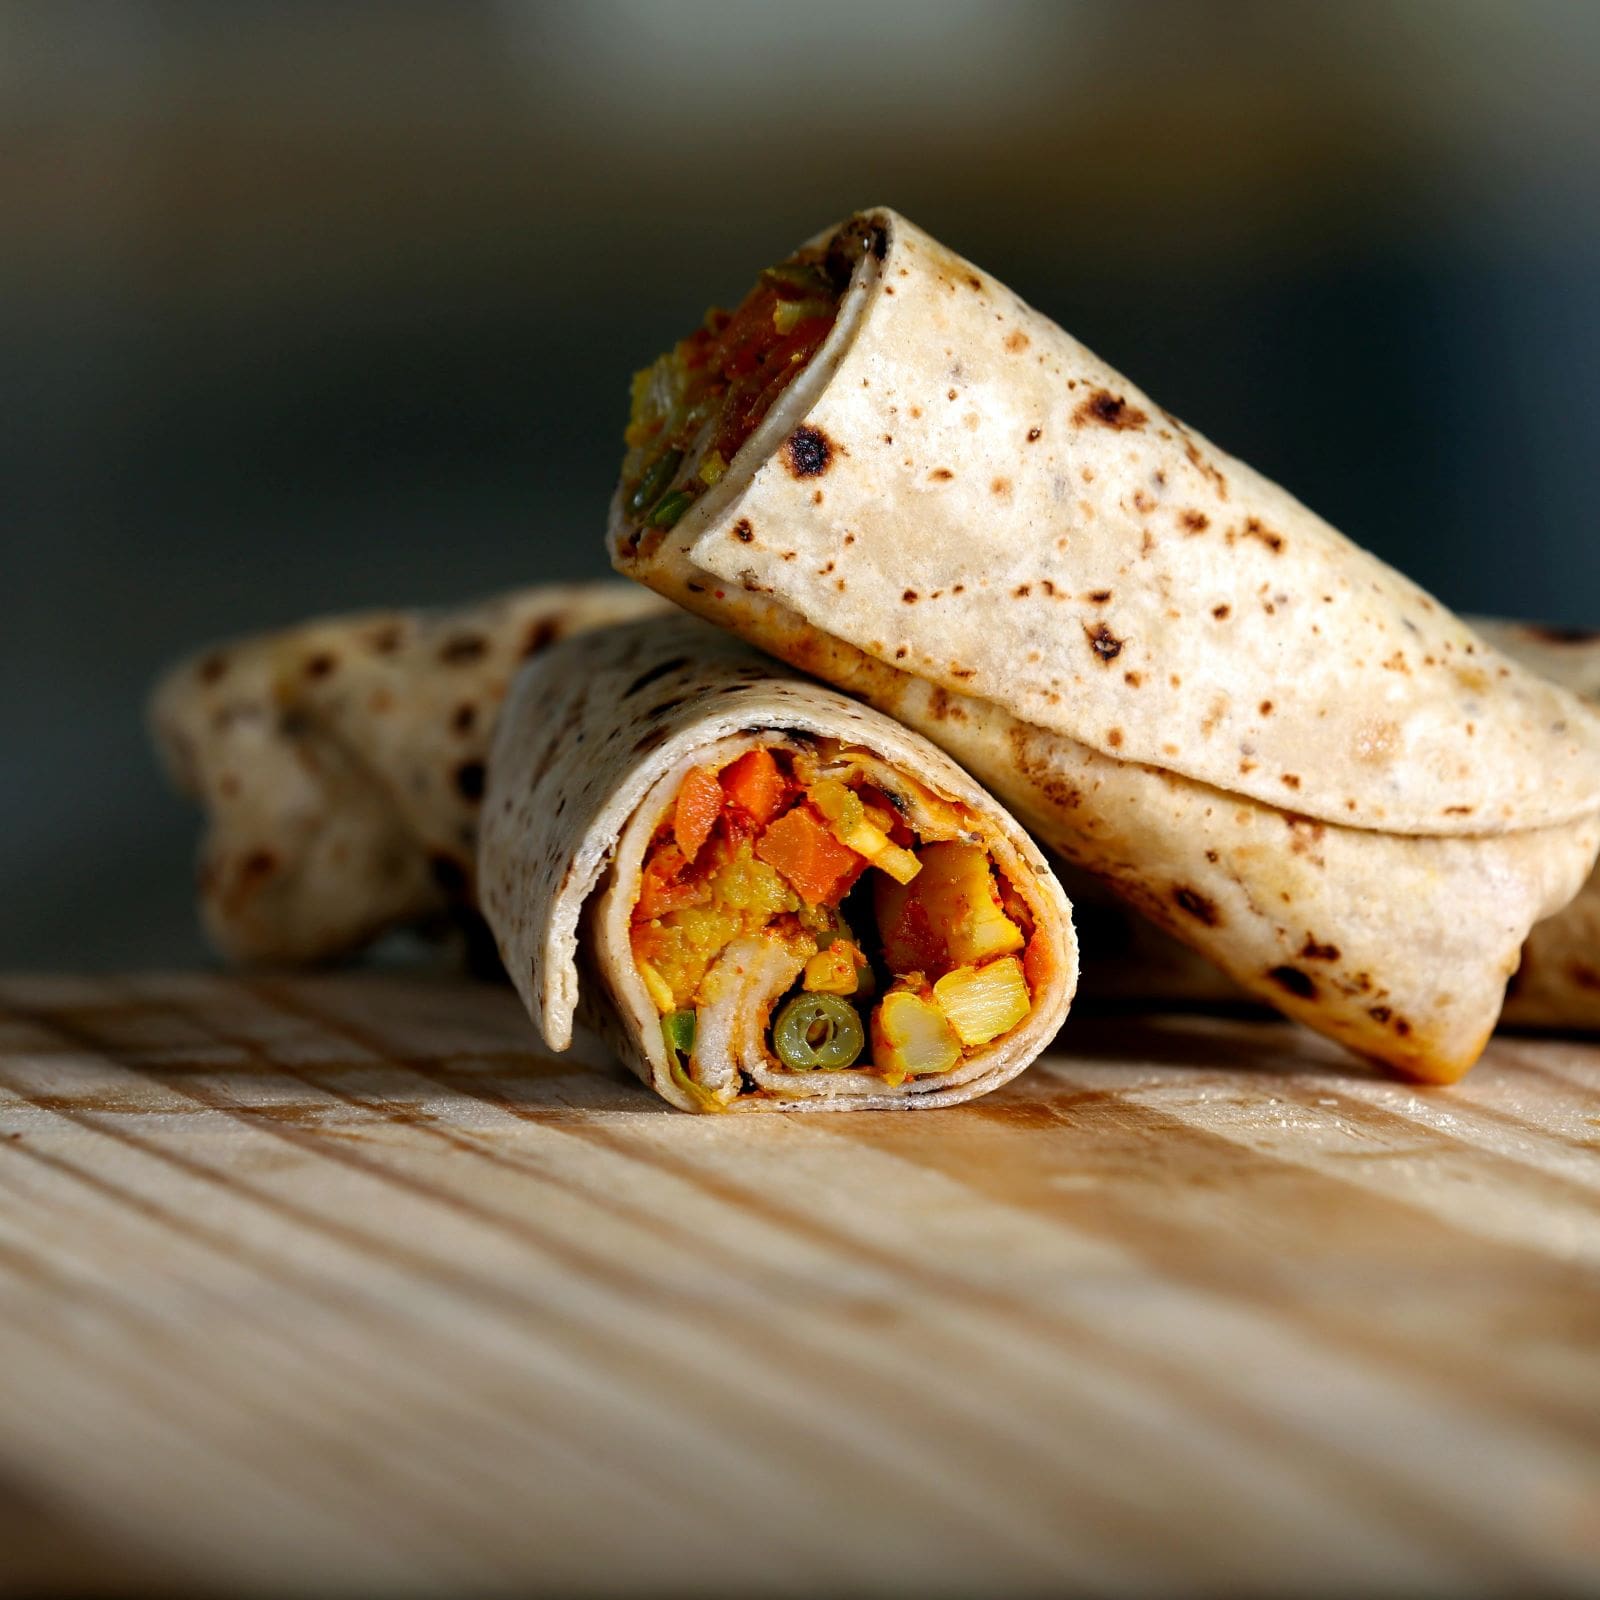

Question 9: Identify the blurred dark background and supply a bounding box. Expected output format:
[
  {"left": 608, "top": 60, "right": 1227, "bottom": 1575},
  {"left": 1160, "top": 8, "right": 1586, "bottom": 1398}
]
[{"left": 4, "top": 0, "right": 1598, "bottom": 968}]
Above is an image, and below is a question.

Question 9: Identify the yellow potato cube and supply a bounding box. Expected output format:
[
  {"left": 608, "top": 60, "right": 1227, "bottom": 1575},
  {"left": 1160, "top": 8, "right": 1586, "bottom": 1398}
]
[
  {"left": 803, "top": 945, "right": 859, "bottom": 995},
  {"left": 635, "top": 958, "right": 676, "bottom": 1015},
  {"left": 811, "top": 779, "right": 922, "bottom": 884},
  {"left": 910, "top": 843, "right": 1023, "bottom": 966},
  {"left": 872, "top": 989, "right": 961, "bottom": 1085},
  {"left": 933, "top": 956, "right": 1030, "bottom": 1047}
]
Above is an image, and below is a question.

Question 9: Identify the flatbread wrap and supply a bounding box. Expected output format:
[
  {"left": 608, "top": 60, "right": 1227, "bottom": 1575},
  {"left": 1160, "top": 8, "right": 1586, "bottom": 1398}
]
[
  {"left": 478, "top": 613, "right": 1077, "bottom": 1112},
  {"left": 608, "top": 207, "right": 1600, "bottom": 1082},
  {"left": 1068, "top": 620, "right": 1600, "bottom": 1034},
  {"left": 150, "top": 583, "right": 667, "bottom": 963}
]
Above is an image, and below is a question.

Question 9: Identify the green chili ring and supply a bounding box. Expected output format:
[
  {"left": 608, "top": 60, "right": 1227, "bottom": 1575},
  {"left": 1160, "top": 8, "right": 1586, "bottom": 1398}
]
[
  {"left": 772, "top": 993, "right": 865, "bottom": 1072},
  {"left": 628, "top": 448, "right": 684, "bottom": 517}
]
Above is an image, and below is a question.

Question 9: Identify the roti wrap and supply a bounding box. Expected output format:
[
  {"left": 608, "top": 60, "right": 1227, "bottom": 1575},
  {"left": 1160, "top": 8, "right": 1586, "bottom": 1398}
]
[
  {"left": 150, "top": 583, "right": 667, "bottom": 963},
  {"left": 478, "top": 613, "right": 1077, "bottom": 1113},
  {"left": 610, "top": 206, "right": 1600, "bottom": 1081},
  {"left": 1069, "top": 621, "right": 1600, "bottom": 1033}
]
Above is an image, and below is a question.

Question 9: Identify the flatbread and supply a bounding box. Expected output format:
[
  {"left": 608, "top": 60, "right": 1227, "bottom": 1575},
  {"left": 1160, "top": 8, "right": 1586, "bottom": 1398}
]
[
  {"left": 612, "top": 207, "right": 1600, "bottom": 1080},
  {"left": 478, "top": 613, "right": 1078, "bottom": 1112},
  {"left": 150, "top": 583, "right": 668, "bottom": 963},
  {"left": 1066, "top": 620, "right": 1600, "bottom": 1034}
]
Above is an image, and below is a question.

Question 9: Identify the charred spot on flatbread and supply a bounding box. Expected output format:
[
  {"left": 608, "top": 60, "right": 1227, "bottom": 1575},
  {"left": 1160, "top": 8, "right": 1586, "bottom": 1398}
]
[
  {"left": 439, "top": 634, "right": 488, "bottom": 666},
  {"left": 1172, "top": 886, "right": 1220, "bottom": 926},
  {"left": 1073, "top": 389, "right": 1148, "bottom": 431},
  {"left": 1528, "top": 624, "right": 1600, "bottom": 645},
  {"left": 622, "top": 658, "right": 688, "bottom": 699},
  {"left": 785, "top": 426, "right": 833, "bottom": 478},
  {"left": 1084, "top": 622, "right": 1124, "bottom": 662},
  {"left": 1267, "top": 965, "right": 1318, "bottom": 1000},
  {"left": 455, "top": 761, "right": 486, "bottom": 803},
  {"left": 521, "top": 618, "right": 560, "bottom": 658}
]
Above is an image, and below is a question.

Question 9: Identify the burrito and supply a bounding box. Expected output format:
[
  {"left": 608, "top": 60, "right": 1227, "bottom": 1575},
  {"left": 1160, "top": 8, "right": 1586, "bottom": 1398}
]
[
  {"left": 1067, "top": 620, "right": 1600, "bottom": 1033},
  {"left": 478, "top": 613, "right": 1077, "bottom": 1112},
  {"left": 608, "top": 207, "right": 1600, "bottom": 1082},
  {"left": 150, "top": 583, "right": 667, "bottom": 964}
]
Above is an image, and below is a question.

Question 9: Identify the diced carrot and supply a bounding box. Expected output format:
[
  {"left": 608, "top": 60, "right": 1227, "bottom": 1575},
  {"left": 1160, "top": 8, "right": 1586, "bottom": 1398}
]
[
  {"left": 755, "top": 805, "right": 865, "bottom": 907},
  {"left": 635, "top": 842, "right": 713, "bottom": 920},
  {"left": 998, "top": 874, "right": 1036, "bottom": 945},
  {"left": 1023, "top": 933, "right": 1049, "bottom": 995},
  {"left": 720, "top": 747, "right": 790, "bottom": 826},
  {"left": 874, "top": 873, "right": 948, "bottom": 974},
  {"left": 673, "top": 767, "right": 724, "bottom": 865}
]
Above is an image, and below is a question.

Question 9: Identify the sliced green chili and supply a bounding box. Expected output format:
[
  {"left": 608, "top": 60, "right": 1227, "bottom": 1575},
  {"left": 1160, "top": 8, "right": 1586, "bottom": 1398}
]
[
  {"left": 772, "top": 993, "right": 865, "bottom": 1071},
  {"left": 662, "top": 1009, "right": 696, "bottom": 1057},
  {"left": 760, "top": 262, "right": 834, "bottom": 299},
  {"left": 628, "top": 448, "right": 683, "bottom": 517},
  {"left": 668, "top": 1054, "right": 725, "bottom": 1114},
  {"left": 649, "top": 488, "right": 697, "bottom": 529}
]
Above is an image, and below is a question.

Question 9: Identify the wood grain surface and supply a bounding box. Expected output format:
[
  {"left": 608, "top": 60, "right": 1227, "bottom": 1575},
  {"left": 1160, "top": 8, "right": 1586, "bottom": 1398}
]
[{"left": 0, "top": 972, "right": 1596, "bottom": 1596}]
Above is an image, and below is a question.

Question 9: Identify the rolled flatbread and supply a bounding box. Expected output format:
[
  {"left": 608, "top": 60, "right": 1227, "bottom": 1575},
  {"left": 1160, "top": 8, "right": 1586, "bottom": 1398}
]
[
  {"left": 150, "top": 583, "right": 667, "bottom": 963},
  {"left": 1067, "top": 620, "right": 1600, "bottom": 1033},
  {"left": 478, "top": 614, "right": 1077, "bottom": 1112},
  {"left": 608, "top": 207, "right": 1600, "bottom": 1082}
]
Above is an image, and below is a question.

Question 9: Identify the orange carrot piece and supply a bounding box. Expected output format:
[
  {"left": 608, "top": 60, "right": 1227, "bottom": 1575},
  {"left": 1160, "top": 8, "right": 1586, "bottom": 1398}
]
[
  {"left": 1023, "top": 933, "right": 1049, "bottom": 995},
  {"left": 635, "top": 843, "right": 712, "bottom": 920},
  {"left": 873, "top": 873, "right": 948, "bottom": 974},
  {"left": 755, "top": 805, "right": 864, "bottom": 906},
  {"left": 674, "top": 767, "right": 724, "bottom": 864},
  {"left": 720, "top": 747, "right": 790, "bottom": 825}
]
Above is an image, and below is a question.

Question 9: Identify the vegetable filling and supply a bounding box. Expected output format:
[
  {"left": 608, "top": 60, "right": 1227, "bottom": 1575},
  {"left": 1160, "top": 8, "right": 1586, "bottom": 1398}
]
[
  {"left": 617, "top": 220, "right": 882, "bottom": 553},
  {"left": 632, "top": 740, "right": 1051, "bottom": 1099}
]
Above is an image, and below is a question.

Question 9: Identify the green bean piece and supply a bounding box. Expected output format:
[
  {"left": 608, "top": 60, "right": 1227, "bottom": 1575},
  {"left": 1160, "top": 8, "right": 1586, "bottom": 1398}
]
[
  {"left": 772, "top": 993, "right": 865, "bottom": 1071},
  {"left": 662, "top": 1009, "right": 696, "bottom": 1058},
  {"left": 649, "top": 489, "right": 697, "bottom": 529},
  {"left": 760, "top": 262, "right": 834, "bottom": 300},
  {"left": 628, "top": 449, "right": 684, "bottom": 517}
]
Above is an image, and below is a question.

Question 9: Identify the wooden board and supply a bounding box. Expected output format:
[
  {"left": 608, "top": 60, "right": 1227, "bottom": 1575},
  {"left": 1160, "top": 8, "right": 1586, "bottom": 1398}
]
[{"left": 0, "top": 972, "right": 1597, "bottom": 1595}]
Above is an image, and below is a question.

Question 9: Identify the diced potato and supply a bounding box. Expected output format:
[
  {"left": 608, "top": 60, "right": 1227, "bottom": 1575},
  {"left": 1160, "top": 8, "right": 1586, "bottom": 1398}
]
[
  {"left": 933, "top": 956, "right": 1030, "bottom": 1047},
  {"left": 631, "top": 845, "right": 797, "bottom": 1010},
  {"left": 872, "top": 989, "right": 961, "bottom": 1085},
  {"left": 862, "top": 836, "right": 921, "bottom": 885},
  {"left": 635, "top": 957, "right": 676, "bottom": 1015},
  {"left": 860, "top": 800, "right": 899, "bottom": 835},
  {"left": 910, "top": 843, "right": 1024, "bottom": 967},
  {"left": 874, "top": 873, "right": 947, "bottom": 974},
  {"left": 803, "top": 945, "right": 858, "bottom": 995},
  {"left": 809, "top": 779, "right": 864, "bottom": 835},
  {"left": 712, "top": 850, "right": 796, "bottom": 916},
  {"left": 811, "top": 779, "right": 923, "bottom": 885}
]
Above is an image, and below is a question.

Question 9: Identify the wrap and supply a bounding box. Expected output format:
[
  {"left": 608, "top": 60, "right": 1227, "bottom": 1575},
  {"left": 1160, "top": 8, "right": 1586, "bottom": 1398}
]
[
  {"left": 609, "top": 206, "right": 1600, "bottom": 1082},
  {"left": 1068, "top": 621, "right": 1600, "bottom": 1033},
  {"left": 478, "top": 613, "right": 1077, "bottom": 1113},
  {"left": 150, "top": 583, "right": 667, "bottom": 963}
]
